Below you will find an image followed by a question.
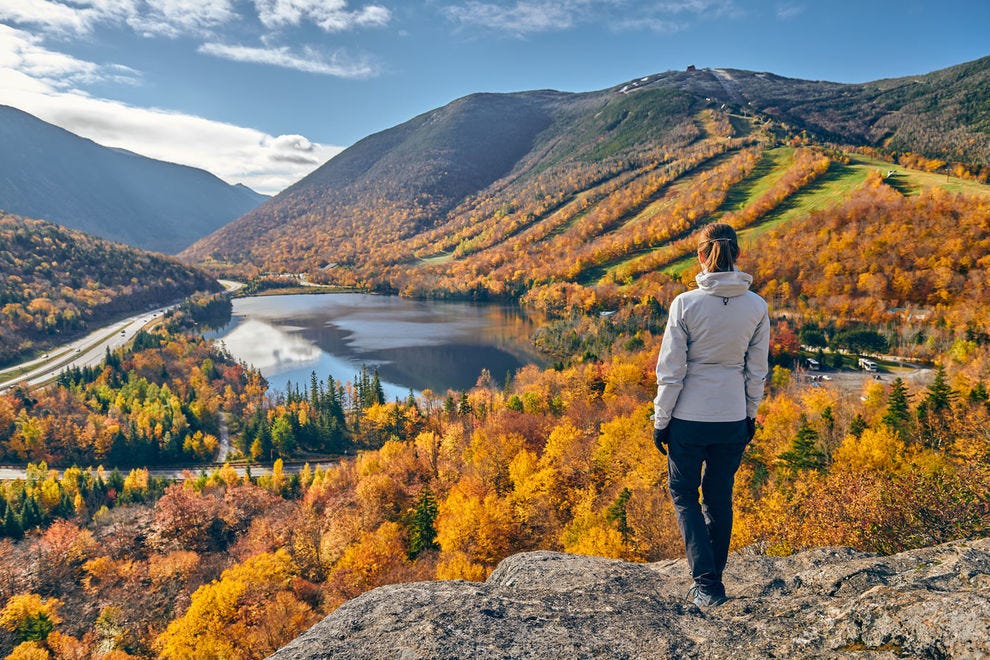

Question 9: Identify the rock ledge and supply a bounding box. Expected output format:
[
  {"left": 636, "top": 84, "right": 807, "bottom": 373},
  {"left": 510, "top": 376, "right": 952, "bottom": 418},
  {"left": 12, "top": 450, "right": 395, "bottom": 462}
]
[{"left": 272, "top": 537, "right": 990, "bottom": 659}]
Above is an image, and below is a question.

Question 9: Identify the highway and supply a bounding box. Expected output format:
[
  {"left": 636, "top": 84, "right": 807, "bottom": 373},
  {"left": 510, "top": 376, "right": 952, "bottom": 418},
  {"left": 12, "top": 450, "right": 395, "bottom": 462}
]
[
  {"left": 0, "top": 305, "right": 174, "bottom": 391},
  {"left": 0, "top": 279, "right": 250, "bottom": 393},
  {"left": 0, "top": 280, "right": 278, "bottom": 482}
]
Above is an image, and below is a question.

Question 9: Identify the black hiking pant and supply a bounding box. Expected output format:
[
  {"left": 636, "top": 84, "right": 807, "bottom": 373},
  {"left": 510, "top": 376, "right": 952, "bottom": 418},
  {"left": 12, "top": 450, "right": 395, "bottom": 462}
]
[{"left": 666, "top": 417, "right": 749, "bottom": 597}]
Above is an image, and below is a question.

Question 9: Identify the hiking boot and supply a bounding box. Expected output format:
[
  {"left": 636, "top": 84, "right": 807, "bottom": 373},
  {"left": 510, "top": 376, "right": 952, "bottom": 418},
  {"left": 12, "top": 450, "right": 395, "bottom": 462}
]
[{"left": 687, "top": 585, "right": 727, "bottom": 608}]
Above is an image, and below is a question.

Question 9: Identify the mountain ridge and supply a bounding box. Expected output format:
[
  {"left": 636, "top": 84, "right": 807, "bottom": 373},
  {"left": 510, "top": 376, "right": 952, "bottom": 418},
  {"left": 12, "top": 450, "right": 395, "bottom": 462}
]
[
  {"left": 0, "top": 105, "right": 267, "bottom": 254},
  {"left": 181, "top": 56, "right": 990, "bottom": 278}
]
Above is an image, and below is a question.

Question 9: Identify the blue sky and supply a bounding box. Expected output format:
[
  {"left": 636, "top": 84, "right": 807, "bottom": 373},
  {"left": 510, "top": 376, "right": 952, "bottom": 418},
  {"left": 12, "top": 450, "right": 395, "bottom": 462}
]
[{"left": 0, "top": 1, "right": 986, "bottom": 194}]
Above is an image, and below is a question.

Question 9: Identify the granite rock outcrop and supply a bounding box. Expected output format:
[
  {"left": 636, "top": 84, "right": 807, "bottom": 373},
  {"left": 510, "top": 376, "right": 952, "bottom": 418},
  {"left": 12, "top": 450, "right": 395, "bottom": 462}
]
[{"left": 273, "top": 537, "right": 990, "bottom": 659}]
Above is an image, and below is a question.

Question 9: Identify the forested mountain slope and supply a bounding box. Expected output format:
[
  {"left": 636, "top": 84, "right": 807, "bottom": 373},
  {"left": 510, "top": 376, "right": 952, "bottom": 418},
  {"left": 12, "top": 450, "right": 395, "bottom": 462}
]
[
  {"left": 0, "top": 106, "right": 267, "bottom": 254},
  {"left": 182, "top": 57, "right": 990, "bottom": 284},
  {"left": 0, "top": 212, "right": 219, "bottom": 365}
]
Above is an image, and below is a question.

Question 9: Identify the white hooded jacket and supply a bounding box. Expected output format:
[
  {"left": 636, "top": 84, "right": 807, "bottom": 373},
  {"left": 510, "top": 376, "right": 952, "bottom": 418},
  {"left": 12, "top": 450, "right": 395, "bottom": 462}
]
[{"left": 653, "top": 270, "right": 770, "bottom": 429}]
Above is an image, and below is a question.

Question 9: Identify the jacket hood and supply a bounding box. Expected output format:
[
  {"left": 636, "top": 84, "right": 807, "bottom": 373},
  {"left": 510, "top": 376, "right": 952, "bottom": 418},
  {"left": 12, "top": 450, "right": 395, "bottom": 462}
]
[{"left": 695, "top": 270, "right": 754, "bottom": 298}]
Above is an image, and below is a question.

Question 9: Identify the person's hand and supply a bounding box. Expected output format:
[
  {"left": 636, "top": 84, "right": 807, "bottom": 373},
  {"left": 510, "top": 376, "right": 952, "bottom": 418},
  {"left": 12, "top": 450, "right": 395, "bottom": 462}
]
[
  {"left": 653, "top": 426, "right": 670, "bottom": 455},
  {"left": 746, "top": 417, "right": 757, "bottom": 442}
]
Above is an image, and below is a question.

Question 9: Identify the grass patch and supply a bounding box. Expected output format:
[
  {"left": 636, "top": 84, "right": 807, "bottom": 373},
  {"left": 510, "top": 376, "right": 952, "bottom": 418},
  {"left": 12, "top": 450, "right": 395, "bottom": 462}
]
[
  {"left": 714, "top": 147, "right": 794, "bottom": 217},
  {"left": 419, "top": 252, "right": 454, "bottom": 265},
  {"left": 727, "top": 114, "right": 757, "bottom": 138},
  {"left": 846, "top": 153, "right": 990, "bottom": 197},
  {"left": 660, "top": 153, "right": 990, "bottom": 278}
]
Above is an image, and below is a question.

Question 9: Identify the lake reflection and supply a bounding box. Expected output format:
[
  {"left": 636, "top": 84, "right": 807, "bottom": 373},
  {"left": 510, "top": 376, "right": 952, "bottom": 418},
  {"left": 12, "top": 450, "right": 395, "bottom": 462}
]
[{"left": 208, "top": 293, "right": 544, "bottom": 398}]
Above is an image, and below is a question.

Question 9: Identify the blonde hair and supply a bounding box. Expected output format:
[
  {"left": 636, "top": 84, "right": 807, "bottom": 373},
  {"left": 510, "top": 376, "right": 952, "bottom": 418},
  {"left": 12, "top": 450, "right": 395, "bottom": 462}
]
[{"left": 697, "top": 223, "right": 739, "bottom": 273}]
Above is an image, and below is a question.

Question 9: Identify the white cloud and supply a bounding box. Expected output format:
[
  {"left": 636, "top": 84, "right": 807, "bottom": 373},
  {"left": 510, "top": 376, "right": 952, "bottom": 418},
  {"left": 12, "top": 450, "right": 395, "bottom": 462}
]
[
  {"left": 442, "top": 0, "right": 740, "bottom": 34},
  {"left": 0, "top": 24, "right": 140, "bottom": 87},
  {"left": 0, "top": 0, "right": 392, "bottom": 38},
  {"left": 0, "top": 0, "right": 235, "bottom": 37},
  {"left": 775, "top": 2, "right": 804, "bottom": 20},
  {"left": 443, "top": 1, "right": 579, "bottom": 35},
  {"left": 199, "top": 42, "right": 379, "bottom": 78},
  {"left": 254, "top": 0, "right": 391, "bottom": 32},
  {"left": 0, "top": 25, "right": 341, "bottom": 194},
  {"left": 125, "top": 0, "right": 236, "bottom": 38},
  {"left": 0, "top": 0, "right": 95, "bottom": 32},
  {"left": 610, "top": 17, "right": 686, "bottom": 33}
]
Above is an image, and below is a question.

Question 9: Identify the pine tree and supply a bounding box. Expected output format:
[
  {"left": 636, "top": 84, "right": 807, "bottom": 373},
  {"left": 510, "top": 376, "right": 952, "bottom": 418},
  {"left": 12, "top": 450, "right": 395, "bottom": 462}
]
[
  {"left": 607, "top": 488, "right": 633, "bottom": 543},
  {"left": 2, "top": 506, "right": 23, "bottom": 539},
  {"left": 922, "top": 365, "right": 955, "bottom": 415},
  {"left": 310, "top": 371, "right": 320, "bottom": 412},
  {"left": 968, "top": 381, "right": 988, "bottom": 405},
  {"left": 19, "top": 497, "right": 42, "bottom": 531},
  {"left": 779, "top": 415, "right": 827, "bottom": 472},
  {"left": 407, "top": 488, "right": 439, "bottom": 559},
  {"left": 881, "top": 377, "right": 912, "bottom": 438},
  {"left": 918, "top": 365, "right": 956, "bottom": 450},
  {"left": 848, "top": 413, "right": 868, "bottom": 438},
  {"left": 371, "top": 369, "right": 385, "bottom": 406}
]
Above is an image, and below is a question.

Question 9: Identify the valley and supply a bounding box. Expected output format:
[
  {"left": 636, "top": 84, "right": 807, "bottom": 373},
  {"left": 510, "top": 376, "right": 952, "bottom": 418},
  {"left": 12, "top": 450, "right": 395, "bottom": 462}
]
[{"left": 1, "top": 56, "right": 990, "bottom": 659}]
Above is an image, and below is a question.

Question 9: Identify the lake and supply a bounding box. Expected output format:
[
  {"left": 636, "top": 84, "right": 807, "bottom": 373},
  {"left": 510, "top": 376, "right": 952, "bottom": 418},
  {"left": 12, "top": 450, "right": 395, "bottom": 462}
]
[{"left": 207, "top": 293, "right": 544, "bottom": 399}]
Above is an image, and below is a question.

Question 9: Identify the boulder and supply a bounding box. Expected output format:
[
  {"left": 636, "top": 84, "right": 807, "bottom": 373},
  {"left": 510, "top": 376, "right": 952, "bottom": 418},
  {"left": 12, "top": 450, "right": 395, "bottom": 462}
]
[{"left": 272, "top": 537, "right": 990, "bottom": 658}]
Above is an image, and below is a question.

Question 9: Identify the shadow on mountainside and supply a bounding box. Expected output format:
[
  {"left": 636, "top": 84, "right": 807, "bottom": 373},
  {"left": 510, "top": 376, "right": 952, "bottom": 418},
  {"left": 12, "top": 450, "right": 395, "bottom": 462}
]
[{"left": 272, "top": 537, "right": 990, "bottom": 659}]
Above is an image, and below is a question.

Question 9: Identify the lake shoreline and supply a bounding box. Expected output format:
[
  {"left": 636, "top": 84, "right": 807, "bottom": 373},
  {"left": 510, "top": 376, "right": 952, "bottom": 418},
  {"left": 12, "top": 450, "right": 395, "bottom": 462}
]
[{"left": 208, "top": 292, "right": 545, "bottom": 398}]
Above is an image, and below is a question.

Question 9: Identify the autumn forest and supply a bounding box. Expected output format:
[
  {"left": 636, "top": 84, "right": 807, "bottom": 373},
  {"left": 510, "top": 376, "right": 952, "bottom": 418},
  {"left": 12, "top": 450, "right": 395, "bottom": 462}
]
[{"left": 3, "top": 65, "right": 990, "bottom": 659}]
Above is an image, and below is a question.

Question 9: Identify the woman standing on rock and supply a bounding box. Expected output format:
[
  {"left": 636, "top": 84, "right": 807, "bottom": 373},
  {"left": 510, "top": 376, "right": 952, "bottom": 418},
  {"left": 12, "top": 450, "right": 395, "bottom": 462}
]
[{"left": 652, "top": 222, "right": 770, "bottom": 607}]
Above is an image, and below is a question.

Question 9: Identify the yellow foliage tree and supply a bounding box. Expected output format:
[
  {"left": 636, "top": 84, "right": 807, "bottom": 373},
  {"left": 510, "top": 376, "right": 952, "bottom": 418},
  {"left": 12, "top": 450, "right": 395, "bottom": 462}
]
[
  {"left": 435, "top": 480, "right": 518, "bottom": 568},
  {"left": 155, "top": 549, "right": 314, "bottom": 659},
  {"left": 832, "top": 426, "right": 906, "bottom": 473},
  {"left": 0, "top": 593, "right": 61, "bottom": 645},
  {"left": 5, "top": 641, "right": 51, "bottom": 660}
]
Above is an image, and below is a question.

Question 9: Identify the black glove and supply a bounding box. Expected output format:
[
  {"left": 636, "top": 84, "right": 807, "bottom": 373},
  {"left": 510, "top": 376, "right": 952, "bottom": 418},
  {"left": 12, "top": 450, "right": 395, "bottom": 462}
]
[
  {"left": 653, "top": 426, "right": 670, "bottom": 455},
  {"left": 746, "top": 417, "right": 757, "bottom": 442}
]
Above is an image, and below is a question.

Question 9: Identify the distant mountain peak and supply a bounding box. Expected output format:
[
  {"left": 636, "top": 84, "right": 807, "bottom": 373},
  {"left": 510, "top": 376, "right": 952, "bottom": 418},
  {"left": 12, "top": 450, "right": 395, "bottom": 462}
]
[{"left": 0, "top": 105, "right": 267, "bottom": 254}]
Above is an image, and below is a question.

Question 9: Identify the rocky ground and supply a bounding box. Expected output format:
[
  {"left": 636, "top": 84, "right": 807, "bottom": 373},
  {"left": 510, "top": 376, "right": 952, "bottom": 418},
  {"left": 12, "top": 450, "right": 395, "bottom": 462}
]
[{"left": 272, "top": 537, "right": 990, "bottom": 659}]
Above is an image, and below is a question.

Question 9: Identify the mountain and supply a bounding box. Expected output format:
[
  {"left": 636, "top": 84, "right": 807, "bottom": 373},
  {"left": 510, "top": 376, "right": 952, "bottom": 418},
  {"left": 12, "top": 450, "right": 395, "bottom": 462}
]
[
  {"left": 274, "top": 540, "right": 990, "bottom": 658},
  {"left": 0, "top": 211, "right": 219, "bottom": 366},
  {"left": 181, "top": 56, "right": 990, "bottom": 290},
  {"left": 0, "top": 105, "right": 267, "bottom": 254}
]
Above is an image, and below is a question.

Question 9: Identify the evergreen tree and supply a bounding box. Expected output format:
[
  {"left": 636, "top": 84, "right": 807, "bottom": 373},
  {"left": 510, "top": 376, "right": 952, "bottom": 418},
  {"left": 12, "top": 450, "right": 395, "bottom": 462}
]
[
  {"left": 968, "top": 381, "right": 989, "bottom": 405},
  {"left": 779, "top": 415, "right": 827, "bottom": 472},
  {"left": 310, "top": 371, "right": 321, "bottom": 412},
  {"left": 17, "top": 612, "right": 56, "bottom": 643},
  {"left": 407, "top": 488, "right": 439, "bottom": 559},
  {"left": 19, "top": 496, "right": 42, "bottom": 531},
  {"left": 607, "top": 488, "right": 633, "bottom": 543},
  {"left": 457, "top": 392, "right": 472, "bottom": 417},
  {"left": 247, "top": 417, "right": 273, "bottom": 461},
  {"left": 371, "top": 369, "right": 385, "bottom": 406},
  {"left": 922, "top": 365, "right": 955, "bottom": 415},
  {"left": 2, "top": 506, "right": 22, "bottom": 539},
  {"left": 830, "top": 351, "right": 845, "bottom": 370},
  {"left": 848, "top": 413, "right": 868, "bottom": 438},
  {"left": 881, "top": 377, "right": 913, "bottom": 438},
  {"left": 820, "top": 405, "right": 837, "bottom": 451},
  {"left": 918, "top": 365, "right": 956, "bottom": 450}
]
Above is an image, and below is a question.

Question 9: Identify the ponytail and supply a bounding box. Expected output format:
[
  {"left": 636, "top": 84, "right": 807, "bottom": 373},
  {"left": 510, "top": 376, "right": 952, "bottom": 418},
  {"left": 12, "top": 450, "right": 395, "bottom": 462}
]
[{"left": 697, "top": 223, "right": 739, "bottom": 273}]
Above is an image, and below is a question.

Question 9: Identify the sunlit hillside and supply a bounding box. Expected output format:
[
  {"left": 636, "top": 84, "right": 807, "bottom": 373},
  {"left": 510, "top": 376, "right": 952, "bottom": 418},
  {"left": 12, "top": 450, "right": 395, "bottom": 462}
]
[
  {"left": 182, "top": 57, "right": 990, "bottom": 295},
  {"left": 0, "top": 213, "right": 220, "bottom": 366}
]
